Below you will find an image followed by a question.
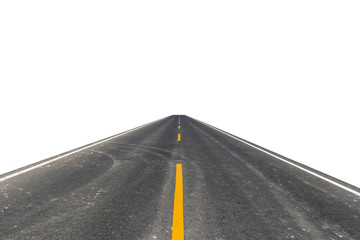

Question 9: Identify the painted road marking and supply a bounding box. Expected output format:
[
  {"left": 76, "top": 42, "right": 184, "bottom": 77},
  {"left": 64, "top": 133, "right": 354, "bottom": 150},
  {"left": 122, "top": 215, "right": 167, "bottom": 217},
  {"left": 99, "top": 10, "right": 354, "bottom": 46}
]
[
  {"left": 172, "top": 164, "right": 184, "bottom": 240},
  {"left": 194, "top": 118, "right": 360, "bottom": 197},
  {"left": 178, "top": 126, "right": 181, "bottom": 129},
  {"left": 0, "top": 118, "right": 165, "bottom": 183},
  {"left": 178, "top": 133, "right": 181, "bottom": 141}
]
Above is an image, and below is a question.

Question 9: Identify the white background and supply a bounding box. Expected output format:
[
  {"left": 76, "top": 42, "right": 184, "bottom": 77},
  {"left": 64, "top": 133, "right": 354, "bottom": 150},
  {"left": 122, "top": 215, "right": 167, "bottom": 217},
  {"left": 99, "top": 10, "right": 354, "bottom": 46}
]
[{"left": 1, "top": 1, "right": 360, "bottom": 187}]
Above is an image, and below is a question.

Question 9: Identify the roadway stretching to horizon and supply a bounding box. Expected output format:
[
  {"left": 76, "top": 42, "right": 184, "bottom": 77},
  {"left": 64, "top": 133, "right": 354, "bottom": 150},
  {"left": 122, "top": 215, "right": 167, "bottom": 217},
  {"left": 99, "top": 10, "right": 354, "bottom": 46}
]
[{"left": 1, "top": 115, "right": 359, "bottom": 239}]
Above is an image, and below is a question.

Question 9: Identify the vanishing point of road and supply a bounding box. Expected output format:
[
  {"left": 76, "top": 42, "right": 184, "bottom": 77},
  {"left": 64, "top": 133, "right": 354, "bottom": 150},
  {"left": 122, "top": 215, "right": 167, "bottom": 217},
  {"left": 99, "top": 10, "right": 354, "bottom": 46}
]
[{"left": 1, "top": 116, "right": 359, "bottom": 239}]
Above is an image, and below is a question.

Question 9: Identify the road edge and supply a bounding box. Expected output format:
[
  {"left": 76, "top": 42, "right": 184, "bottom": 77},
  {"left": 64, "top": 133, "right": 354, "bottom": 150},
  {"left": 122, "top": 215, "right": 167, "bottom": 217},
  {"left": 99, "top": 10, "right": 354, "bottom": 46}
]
[
  {"left": 190, "top": 116, "right": 360, "bottom": 197},
  {"left": 0, "top": 117, "right": 166, "bottom": 182}
]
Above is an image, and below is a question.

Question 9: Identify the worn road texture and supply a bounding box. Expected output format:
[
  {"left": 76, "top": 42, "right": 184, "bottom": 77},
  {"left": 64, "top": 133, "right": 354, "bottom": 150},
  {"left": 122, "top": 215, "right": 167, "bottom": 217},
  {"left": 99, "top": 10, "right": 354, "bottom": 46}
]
[{"left": 1, "top": 115, "right": 359, "bottom": 239}]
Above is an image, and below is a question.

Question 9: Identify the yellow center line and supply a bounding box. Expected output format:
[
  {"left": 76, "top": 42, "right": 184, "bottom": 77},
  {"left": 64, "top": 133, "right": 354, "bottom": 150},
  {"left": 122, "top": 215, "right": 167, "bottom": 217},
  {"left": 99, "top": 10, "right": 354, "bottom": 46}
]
[
  {"left": 172, "top": 164, "right": 184, "bottom": 240},
  {"left": 178, "top": 126, "right": 181, "bottom": 129},
  {"left": 178, "top": 133, "right": 181, "bottom": 141}
]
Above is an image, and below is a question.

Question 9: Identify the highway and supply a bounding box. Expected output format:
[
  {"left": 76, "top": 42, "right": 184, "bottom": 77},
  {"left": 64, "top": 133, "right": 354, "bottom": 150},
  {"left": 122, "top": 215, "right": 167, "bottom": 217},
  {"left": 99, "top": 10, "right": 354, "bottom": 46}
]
[{"left": 1, "top": 115, "right": 360, "bottom": 239}]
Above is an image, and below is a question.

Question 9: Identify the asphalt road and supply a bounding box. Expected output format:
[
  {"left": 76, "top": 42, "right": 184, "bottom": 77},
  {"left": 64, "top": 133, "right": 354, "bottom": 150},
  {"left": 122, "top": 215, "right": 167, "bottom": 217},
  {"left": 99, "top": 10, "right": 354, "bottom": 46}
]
[{"left": 1, "top": 115, "right": 360, "bottom": 239}]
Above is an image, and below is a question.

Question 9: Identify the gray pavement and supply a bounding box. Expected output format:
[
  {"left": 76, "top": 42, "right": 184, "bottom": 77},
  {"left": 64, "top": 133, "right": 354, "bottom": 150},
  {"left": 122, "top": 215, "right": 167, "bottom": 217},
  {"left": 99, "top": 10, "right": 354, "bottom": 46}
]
[{"left": 1, "top": 115, "right": 359, "bottom": 239}]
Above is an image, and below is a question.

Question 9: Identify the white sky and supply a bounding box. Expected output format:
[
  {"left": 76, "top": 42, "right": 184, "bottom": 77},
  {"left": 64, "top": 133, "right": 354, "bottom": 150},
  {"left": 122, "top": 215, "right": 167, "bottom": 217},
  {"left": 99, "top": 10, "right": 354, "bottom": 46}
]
[{"left": 1, "top": 1, "right": 360, "bottom": 187}]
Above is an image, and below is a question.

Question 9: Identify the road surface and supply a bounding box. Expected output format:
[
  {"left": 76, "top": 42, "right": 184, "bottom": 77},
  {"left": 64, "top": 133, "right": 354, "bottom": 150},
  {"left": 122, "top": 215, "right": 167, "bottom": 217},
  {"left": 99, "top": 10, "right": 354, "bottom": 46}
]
[{"left": 1, "top": 115, "right": 359, "bottom": 239}]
